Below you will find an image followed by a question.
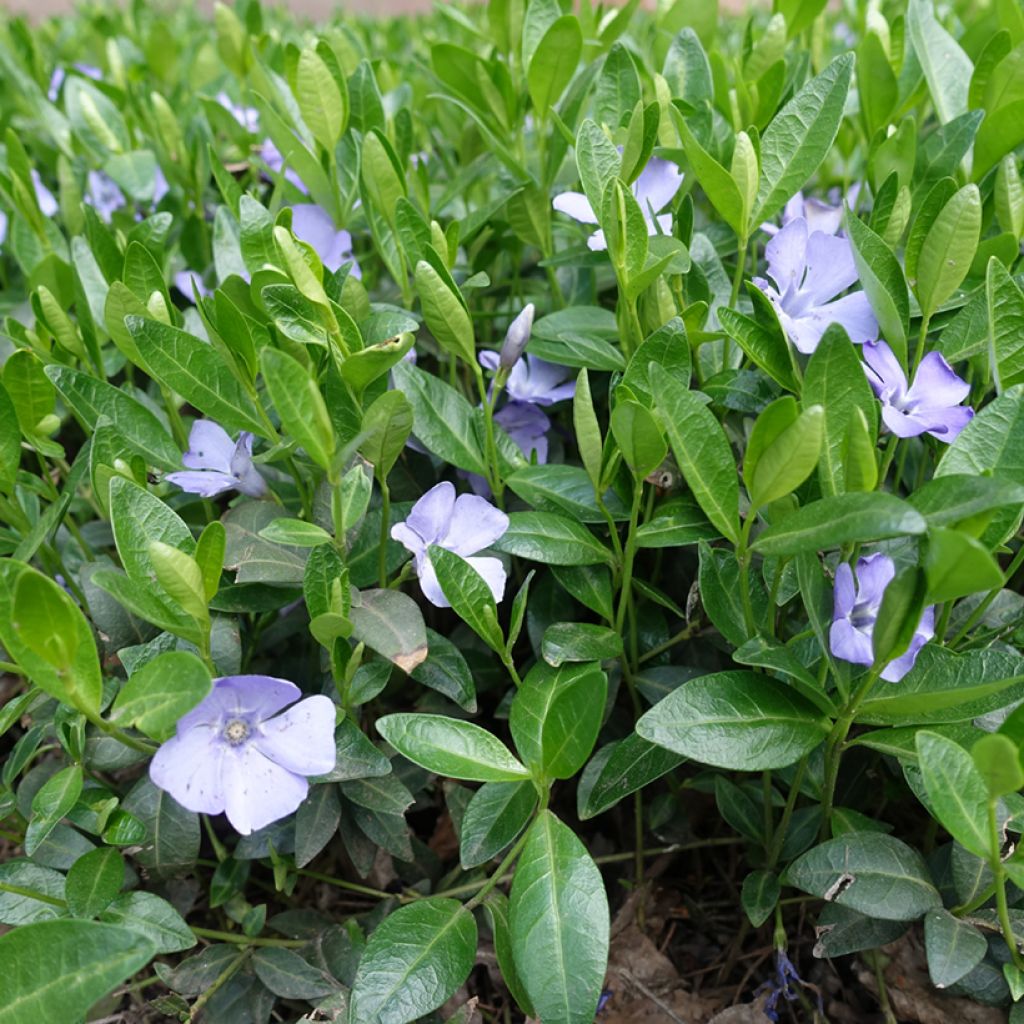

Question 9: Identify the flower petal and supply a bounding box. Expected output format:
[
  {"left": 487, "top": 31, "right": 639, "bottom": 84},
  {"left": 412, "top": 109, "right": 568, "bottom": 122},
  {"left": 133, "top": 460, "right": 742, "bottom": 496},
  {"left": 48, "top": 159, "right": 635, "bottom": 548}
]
[
  {"left": 211, "top": 675, "right": 303, "bottom": 721},
  {"left": 855, "top": 553, "right": 896, "bottom": 608},
  {"left": 907, "top": 352, "right": 970, "bottom": 408},
  {"left": 881, "top": 405, "right": 931, "bottom": 438},
  {"left": 862, "top": 341, "right": 908, "bottom": 398},
  {"left": 165, "top": 470, "right": 239, "bottom": 498},
  {"left": 291, "top": 204, "right": 341, "bottom": 259},
  {"left": 805, "top": 291, "right": 879, "bottom": 346},
  {"left": 181, "top": 420, "right": 236, "bottom": 472},
  {"left": 222, "top": 745, "right": 309, "bottom": 834},
  {"left": 443, "top": 494, "right": 510, "bottom": 556},
  {"left": 416, "top": 553, "right": 449, "bottom": 608},
  {"left": 765, "top": 218, "right": 809, "bottom": 296},
  {"left": 466, "top": 555, "right": 508, "bottom": 604},
  {"left": 829, "top": 618, "right": 874, "bottom": 666},
  {"left": 803, "top": 197, "right": 844, "bottom": 237},
  {"left": 633, "top": 158, "right": 684, "bottom": 216},
  {"left": 552, "top": 191, "right": 599, "bottom": 224},
  {"left": 404, "top": 481, "right": 457, "bottom": 547},
  {"left": 586, "top": 228, "right": 608, "bottom": 251},
  {"left": 479, "top": 350, "right": 501, "bottom": 373},
  {"left": 923, "top": 405, "right": 974, "bottom": 443},
  {"left": 230, "top": 433, "right": 267, "bottom": 497},
  {"left": 254, "top": 695, "right": 337, "bottom": 776},
  {"left": 833, "top": 562, "right": 856, "bottom": 618},
  {"left": 880, "top": 607, "right": 935, "bottom": 682},
  {"left": 150, "top": 725, "right": 226, "bottom": 815},
  {"left": 801, "top": 231, "right": 858, "bottom": 306}
]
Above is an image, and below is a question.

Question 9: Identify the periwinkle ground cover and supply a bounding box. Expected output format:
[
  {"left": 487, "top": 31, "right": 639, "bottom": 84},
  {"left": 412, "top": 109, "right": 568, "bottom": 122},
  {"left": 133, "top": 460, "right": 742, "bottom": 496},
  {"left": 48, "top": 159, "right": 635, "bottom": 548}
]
[{"left": 2, "top": 0, "right": 1024, "bottom": 1022}]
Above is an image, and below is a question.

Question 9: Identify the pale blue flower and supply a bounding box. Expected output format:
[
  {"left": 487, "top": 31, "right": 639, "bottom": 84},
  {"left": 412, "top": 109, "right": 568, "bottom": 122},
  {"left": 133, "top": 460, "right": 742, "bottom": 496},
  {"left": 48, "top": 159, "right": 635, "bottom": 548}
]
[
  {"left": 149, "top": 674, "right": 336, "bottom": 835},
  {"left": 166, "top": 420, "right": 266, "bottom": 498},
  {"left": 862, "top": 341, "right": 973, "bottom": 442},
  {"left": 391, "top": 481, "right": 509, "bottom": 608},
  {"left": 553, "top": 156, "right": 684, "bottom": 251},
  {"left": 291, "top": 204, "right": 361, "bottom": 277},
  {"left": 754, "top": 216, "right": 878, "bottom": 354},
  {"left": 830, "top": 553, "right": 935, "bottom": 682}
]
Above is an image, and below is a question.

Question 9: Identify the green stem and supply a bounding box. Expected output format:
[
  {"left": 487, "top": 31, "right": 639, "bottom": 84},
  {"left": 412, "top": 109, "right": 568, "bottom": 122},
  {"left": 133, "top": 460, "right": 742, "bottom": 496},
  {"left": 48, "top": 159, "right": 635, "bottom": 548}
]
[
  {"left": 474, "top": 364, "right": 504, "bottom": 506},
  {"left": 464, "top": 821, "right": 536, "bottom": 912},
  {"left": 766, "top": 757, "right": 807, "bottom": 868},
  {"left": 614, "top": 478, "right": 645, "bottom": 638},
  {"left": 377, "top": 477, "right": 391, "bottom": 588},
  {"left": 188, "top": 949, "right": 251, "bottom": 1021},
  {"left": 190, "top": 926, "right": 306, "bottom": 949},
  {"left": 819, "top": 667, "right": 882, "bottom": 838},
  {"left": 0, "top": 881, "right": 66, "bottom": 906},
  {"left": 736, "top": 513, "right": 758, "bottom": 637},
  {"left": 296, "top": 869, "right": 398, "bottom": 902},
  {"left": 989, "top": 797, "right": 1024, "bottom": 970},
  {"left": 85, "top": 712, "right": 157, "bottom": 755},
  {"left": 724, "top": 235, "right": 748, "bottom": 369}
]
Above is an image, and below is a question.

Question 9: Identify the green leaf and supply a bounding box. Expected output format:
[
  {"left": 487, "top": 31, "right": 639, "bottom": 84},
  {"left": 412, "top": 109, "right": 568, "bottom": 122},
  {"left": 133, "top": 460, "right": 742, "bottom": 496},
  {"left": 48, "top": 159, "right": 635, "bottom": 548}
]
[
  {"left": 494, "top": 511, "right": 613, "bottom": 566},
  {"left": 844, "top": 211, "right": 910, "bottom": 364},
  {"left": 414, "top": 257, "right": 475, "bottom": 364},
  {"left": 742, "top": 870, "right": 781, "bottom": 928},
  {"left": 748, "top": 403, "right": 824, "bottom": 509},
  {"left": 752, "top": 492, "right": 927, "bottom": 557},
  {"left": 296, "top": 47, "right": 346, "bottom": 150},
  {"left": 915, "top": 185, "right": 982, "bottom": 319},
  {"left": 972, "top": 733, "right": 1024, "bottom": 797},
  {"left": 26, "top": 765, "right": 83, "bottom": 856},
  {"left": 872, "top": 566, "right": 927, "bottom": 670},
  {"left": 752, "top": 54, "right": 855, "bottom": 225},
  {"left": 99, "top": 891, "right": 195, "bottom": 954},
  {"left": 907, "top": 0, "right": 972, "bottom": 125},
  {"left": 577, "top": 734, "right": 684, "bottom": 819},
  {"left": 510, "top": 661, "right": 608, "bottom": 780},
  {"left": 573, "top": 368, "right": 604, "bottom": 490},
  {"left": 460, "top": 781, "right": 538, "bottom": 868},
  {"left": 916, "top": 731, "right": 990, "bottom": 859},
  {"left": 987, "top": 258, "right": 1024, "bottom": 392},
  {"left": 506, "top": 464, "right": 625, "bottom": 523},
  {"left": 121, "top": 778, "right": 199, "bottom": 879},
  {"left": 925, "top": 527, "right": 1004, "bottom": 603},
  {"left": 855, "top": 646, "right": 1024, "bottom": 726},
  {"left": 110, "top": 475, "right": 195, "bottom": 582},
  {"left": 610, "top": 399, "right": 667, "bottom": 477},
  {"left": 361, "top": 390, "right": 413, "bottom": 480},
  {"left": 65, "top": 848, "right": 125, "bottom": 919},
  {"left": 260, "top": 347, "right": 335, "bottom": 470},
  {"left": 509, "top": 811, "right": 609, "bottom": 1024},
  {"left": 923, "top": 909, "right": 987, "bottom": 989},
  {"left": 349, "top": 898, "right": 478, "bottom": 1024},
  {"left": 541, "top": 622, "right": 623, "bottom": 666},
  {"left": 223, "top": 502, "right": 308, "bottom": 585},
  {"left": 391, "top": 361, "right": 488, "bottom": 476},
  {"left": 126, "top": 317, "right": 264, "bottom": 435},
  {"left": 575, "top": 118, "right": 621, "bottom": 219},
  {"left": 528, "top": 15, "right": 582, "bottom": 119},
  {"left": 636, "top": 670, "right": 831, "bottom": 770},
  {"left": 785, "top": 833, "right": 941, "bottom": 921},
  {"left": 0, "top": 562, "right": 102, "bottom": 714},
  {"left": 258, "top": 518, "right": 333, "bottom": 548},
  {"left": 718, "top": 298, "right": 799, "bottom": 393},
  {"left": 0, "top": 380, "right": 20, "bottom": 493},
  {"left": 318, "top": 719, "right": 391, "bottom": 782},
  {"left": 651, "top": 373, "right": 739, "bottom": 544},
  {"left": 376, "top": 714, "right": 530, "bottom": 782},
  {"left": 429, "top": 545, "right": 505, "bottom": 653},
  {"left": 0, "top": 920, "right": 156, "bottom": 1024},
  {"left": 253, "top": 946, "right": 337, "bottom": 999},
  {"left": 111, "top": 651, "right": 212, "bottom": 742},
  {"left": 45, "top": 366, "right": 181, "bottom": 472},
  {"left": 349, "top": 588, "right": 429, "bottom": 674},
  {"left": 410, "top": 629, "right": 477, "bottom": 712}
]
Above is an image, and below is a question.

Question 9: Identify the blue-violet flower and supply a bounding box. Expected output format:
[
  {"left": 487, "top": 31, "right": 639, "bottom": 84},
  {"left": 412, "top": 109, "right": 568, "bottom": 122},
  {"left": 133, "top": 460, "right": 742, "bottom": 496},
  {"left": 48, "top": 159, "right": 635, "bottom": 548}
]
[{"left": 166, "top": 419, "right": 267, "bottom": 498}]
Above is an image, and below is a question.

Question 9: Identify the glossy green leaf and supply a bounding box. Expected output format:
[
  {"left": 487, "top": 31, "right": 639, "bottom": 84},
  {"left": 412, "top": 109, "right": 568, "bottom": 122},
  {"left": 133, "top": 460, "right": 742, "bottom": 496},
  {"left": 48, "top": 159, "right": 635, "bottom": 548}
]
[
  {"left": 460, "top": 780, "right": 538, "bottom": 868},
  {"left": 111, "top": 651, "right": 212, "bottom": 742},
  {"left": 260, "top": 347, "right": 335, "bottom": 470},
  {"left": 577, "top": 734, "right": 684, "bottom": 819},
  {"left": 916, "top": 731, "right": 989, "bottom": 859}
]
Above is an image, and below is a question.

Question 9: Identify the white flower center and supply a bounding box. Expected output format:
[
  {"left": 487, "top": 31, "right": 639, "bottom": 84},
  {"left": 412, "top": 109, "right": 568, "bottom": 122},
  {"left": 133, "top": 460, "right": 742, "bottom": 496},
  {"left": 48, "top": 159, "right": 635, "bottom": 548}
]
[{"left": 223, "top": 718, "right": 250, "bottom": 746}]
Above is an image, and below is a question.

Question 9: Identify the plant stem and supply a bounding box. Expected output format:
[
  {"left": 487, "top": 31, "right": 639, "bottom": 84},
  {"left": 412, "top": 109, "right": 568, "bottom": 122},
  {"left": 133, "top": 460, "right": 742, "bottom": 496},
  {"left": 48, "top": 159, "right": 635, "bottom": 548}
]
[
  {"left": 736, "top": 513, "right": 758, "bottom": 637},
  {"left": 464, "top": 824, "right": 534, "bottom": 912},
  {"left": 188, "top": 948, "right": 251, "bottom": 1021},
  {"left": 989, "top": 797, "right": 1024, "bottom": 970},
  {"left": 296, "top": 868, "right": 397, "bottom": 902},
  {"left": 190, "top": 926, "right": 306, "bottom": 949},
  {"left": 85, "top": 712, "right": 157, "bottom": 755},
  {"left": 614, "top": 478, "right": 645, "bottom": 638},
  {"left": 377, "top": 477, "right": 391, "bottom": 588},
  {"left": 819, "top": 667, "right": 881, "bottom": 838}
]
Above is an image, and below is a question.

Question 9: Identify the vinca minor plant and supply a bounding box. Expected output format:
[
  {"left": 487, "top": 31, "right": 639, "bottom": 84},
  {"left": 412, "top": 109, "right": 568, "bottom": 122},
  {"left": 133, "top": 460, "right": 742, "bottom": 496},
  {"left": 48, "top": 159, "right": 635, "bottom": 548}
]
[{"left": 2, "top": 0, "right": 1024, "bottom": 1021}]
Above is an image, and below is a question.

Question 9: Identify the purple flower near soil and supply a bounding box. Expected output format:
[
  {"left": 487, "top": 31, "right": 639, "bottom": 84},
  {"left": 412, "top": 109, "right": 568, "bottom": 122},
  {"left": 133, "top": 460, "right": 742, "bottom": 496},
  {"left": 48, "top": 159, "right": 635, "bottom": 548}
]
[
  {"left": 862, "top": 340, "right": 973, "bottom": 442},
  {"left": 759, "top": 950, "right": 821, "bottom": 1022},
  {"left": 166, "top": 419, "right": 267, "bottom": 498},
  {"left": 85, "top": 170, "right": 126, "bottom": 221},
  {"left": 553, "top": 156, "right": 684, "bottom": 251},
  {"left": 260, "top": 139, "right": 309, "bottom": 194},
  {"left": 291, "top": 204, "right": 361, "bottom": 277},
  {"left": 830, "top": 553, "right": 935, "bottom": 682},
  {"left": 753, "top": 216, "right": 878, "bottom": 355},
  {"left": 149, "top": 674, "right": 336, "bottom": 835},
  {"left": 391, "top": 481, "right": 509, "bottom": 608}
]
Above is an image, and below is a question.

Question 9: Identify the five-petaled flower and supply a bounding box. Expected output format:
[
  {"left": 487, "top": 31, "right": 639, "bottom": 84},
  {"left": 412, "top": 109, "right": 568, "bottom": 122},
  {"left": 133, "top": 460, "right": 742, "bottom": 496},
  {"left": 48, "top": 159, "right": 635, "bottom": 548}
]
[
  {"left": 479, "top": 350, "right": 575, "bottom": 463},
  {"left": 753, "top": 216, "right": 878, "bottom": 355},
  {"left": 166, "top": 419, "right": 267, "bottom": 498},
  {"left": 391, "top": 481, "right": 509, "bottom": 608},
  {"left": 552, "top": 156, "right": 684, "bottom": 251},
  {"left": 150, "top": 674, "right": 336, "bottom": 835},
  {"left": 830, "top": 553, "right": 935, "bottom": 682},
  {"left": 862, "top": 340, "right": 973, "bottom": 442},
  {"left": 760, "top": 186, "right": 860, "bottom": 239}
]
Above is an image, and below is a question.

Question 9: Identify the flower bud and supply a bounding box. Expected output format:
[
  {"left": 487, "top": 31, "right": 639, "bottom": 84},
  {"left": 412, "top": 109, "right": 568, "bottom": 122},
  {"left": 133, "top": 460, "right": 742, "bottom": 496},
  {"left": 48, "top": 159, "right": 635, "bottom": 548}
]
[{"left": 499, "top": 303, "right": 535, "bottom": 370}]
